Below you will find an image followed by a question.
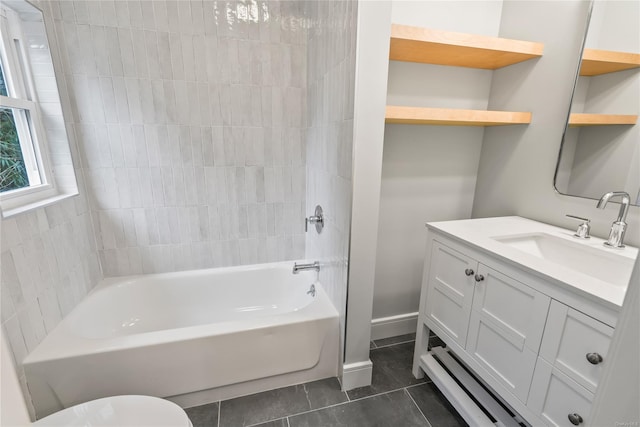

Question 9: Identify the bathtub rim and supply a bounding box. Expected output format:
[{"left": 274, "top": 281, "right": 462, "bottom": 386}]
[{"left": 24, "top": 261, "right": 337, "bottom": 365}]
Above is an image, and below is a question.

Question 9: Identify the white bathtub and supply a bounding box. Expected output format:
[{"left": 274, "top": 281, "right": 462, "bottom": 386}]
[{"left": 24, "top": 261, "right": 340, "bottom": 419}]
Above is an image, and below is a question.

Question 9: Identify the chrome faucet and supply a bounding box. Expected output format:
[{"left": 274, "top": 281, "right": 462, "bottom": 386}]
[
  {"left": 292, "top": 261, "right": 320, "bottom": 274},
  {"left": 596, "top": 191, "right": 630, "bottom": 248}
]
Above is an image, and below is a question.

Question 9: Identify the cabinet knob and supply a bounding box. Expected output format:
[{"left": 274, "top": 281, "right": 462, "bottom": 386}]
[
  {"left": 586, "top": 352, "right": 603, "bottom": 365},
  {"left": 474, "top": 274, "right": 485, "bottom": 282},
  {"left": 568, "top": 413, "right": 583, "bottom": 425},
  {"left": 464, "top": 269, "right": 474, "bottom": 276}
]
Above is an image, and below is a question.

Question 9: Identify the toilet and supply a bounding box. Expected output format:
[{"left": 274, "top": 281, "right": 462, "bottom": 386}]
[
  {"left": 1, "top": 332, "right": 192, "bottom": 427},
  {"left": 31, "top": 395, "right": 192, "bottom": 427}
]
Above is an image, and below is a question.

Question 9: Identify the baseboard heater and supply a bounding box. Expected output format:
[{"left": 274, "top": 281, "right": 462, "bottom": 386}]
[{"left": 419, "top": 347, "right": 528, "bottom": 427}]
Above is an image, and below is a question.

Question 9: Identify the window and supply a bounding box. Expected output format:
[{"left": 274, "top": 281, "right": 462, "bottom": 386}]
[
  {"left": 1, "top": 5, "right": 54, "bottom": 200},
  {"left": 0, "top": 2, "right": 77, "bottom": 217}
]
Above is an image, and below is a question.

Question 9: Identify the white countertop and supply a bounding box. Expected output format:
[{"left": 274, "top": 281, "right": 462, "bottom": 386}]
[{"left": 426, "top": 216, "right": 638, "bottom": 309}]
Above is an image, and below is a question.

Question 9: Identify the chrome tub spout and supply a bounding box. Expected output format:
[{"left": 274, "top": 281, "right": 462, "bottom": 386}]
[{"left": 293, "top": 261, "right": 320, "bottom": 274}]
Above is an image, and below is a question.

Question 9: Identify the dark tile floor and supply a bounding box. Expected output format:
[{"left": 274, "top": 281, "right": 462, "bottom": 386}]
[{"left": 185, "top": 333, "right": 467, "bottom": 427}]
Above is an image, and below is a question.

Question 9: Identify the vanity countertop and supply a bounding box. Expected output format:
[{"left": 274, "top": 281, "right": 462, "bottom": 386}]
[{"left": 426, "top": 216, "right": 638, "bottom": 310}]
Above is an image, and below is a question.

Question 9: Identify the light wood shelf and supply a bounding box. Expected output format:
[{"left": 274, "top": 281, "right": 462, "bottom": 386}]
[
  {"left": 385, "top": 106, "right": 532, "bottom": 126},
  {"left": 568, "top": 113, "right": 638, "bottom": 127},
  {"left": 389, "top": 24, "right": 544, "bottom": 69},
  {"left": 580, "top": 48, "right": 640, "bottom": 76}
]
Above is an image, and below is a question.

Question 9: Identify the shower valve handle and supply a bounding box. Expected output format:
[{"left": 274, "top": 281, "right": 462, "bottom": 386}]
[{"left": 305, "top": 205, "right": 324, "bottom": 234}]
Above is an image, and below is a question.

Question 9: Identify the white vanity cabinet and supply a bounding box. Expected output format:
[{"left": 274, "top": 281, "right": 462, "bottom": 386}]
[
  {"left": 414, "top": 218, "right": 626, "bottom": 427},
  {"left": 424, "top": 241, "right": 551, "bottom": 403},
  {"left": 466, "top": 264, "right": 550, "bottom": 403},
  {"left": 528, "top": 300, "right": 614, "bottom": 426},
  {"left": 423, "top": 242, "right": 476, "bottom": 348}
]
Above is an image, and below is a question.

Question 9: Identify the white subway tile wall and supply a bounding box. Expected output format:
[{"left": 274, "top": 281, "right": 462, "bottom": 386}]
[
  {"left": 1, "top": 0, "right": 102, "bottom": 414},
  {"left": 304, "top": 0, "right": 357, "bottom": 357},
  {"left": 0, "top": 0, "right": 358, "bottom": 414},
  {"left": 51, "top": 0, "right": 309, "bottom": 276}
]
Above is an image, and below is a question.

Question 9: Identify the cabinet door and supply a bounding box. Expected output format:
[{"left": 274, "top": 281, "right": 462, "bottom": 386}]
[
  {"left": 424, "top": 242, "right": 477, "bottom": 348},
  {"left": 466, "top": 265, "right": 551, "bottom": 403},
  {"left": 539, "top": 301, "right": 614, "bottom": 394},
  {"left": 528, "top": 357, "right": 594, "bottom": 427}
]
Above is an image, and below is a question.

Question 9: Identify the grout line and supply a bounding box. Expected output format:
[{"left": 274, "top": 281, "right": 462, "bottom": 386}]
[
  {"left": 269, "top": 401, "right": 350, "bottom": 424},
  {"left": 346, "top": 385, "right": 420, "bottom": 404},
  {"left": 243, "top": 391, "right": 349, "bottom": 427},
  {"left": 404, "top": 387, "right": 434, "bottom": 427},
  {"left": 405, "top": 378, "right": 433, "bottom": 389},
  {"left": 210, "top": 384, "right": 431, "bottom": 427},
  {"left": 370, "top": 341, "right": 377, "bottom": 349},
  {"left": 273, "top": 388, "right": 410, "bottom": 423},
  {"left": 372, "top": 339, "right": 416, "bottom": 349},
  {"left": 246, "top": 418, "right": 287, "bottom": 427}
]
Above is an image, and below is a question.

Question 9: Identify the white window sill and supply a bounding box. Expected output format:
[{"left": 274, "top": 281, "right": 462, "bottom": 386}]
[{"left": 1, "top": 190, "right": 78, "bottom": 218}]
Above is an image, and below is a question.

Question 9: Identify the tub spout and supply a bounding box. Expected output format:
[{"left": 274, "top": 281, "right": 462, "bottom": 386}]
[{"left": 293, "top": 261, "right": 320, "bottom": 274}]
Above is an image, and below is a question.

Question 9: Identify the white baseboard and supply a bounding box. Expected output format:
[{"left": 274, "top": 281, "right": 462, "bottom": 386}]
[
  {"left": 370, "top": 312, "right": 418, "bottom": 341},
  {"left": 341, "top": 360, "right": 373, "bottom": 391}
]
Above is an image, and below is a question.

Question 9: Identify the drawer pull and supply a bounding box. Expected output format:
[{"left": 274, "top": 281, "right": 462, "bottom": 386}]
[
  {"left": 474, "top": 274, "right": 485, "bottom": 282},
  {"left": 568, "top": 413, "right": 583, "bottom": 425},
  {"left": 464, "top": 269, "right": 474, "bottom": 276},
  {"left": 586, "top": 352, "right": 603, "bottom": 365}
]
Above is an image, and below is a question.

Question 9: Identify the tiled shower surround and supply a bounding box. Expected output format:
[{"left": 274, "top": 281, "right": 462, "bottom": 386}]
[
  {"left": 52, "top": 0, "right": 309, "bottom": 275},
  {"left": 304, "top": 0, "right": 357, "bottom": 355},
  {"left": 1, "top": 0, "right": 357, "bottom": 414}
]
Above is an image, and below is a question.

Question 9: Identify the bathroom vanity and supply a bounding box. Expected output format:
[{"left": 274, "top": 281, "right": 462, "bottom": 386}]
[{"left": 412, "top": 216, "right": 637, "bottom": 427}]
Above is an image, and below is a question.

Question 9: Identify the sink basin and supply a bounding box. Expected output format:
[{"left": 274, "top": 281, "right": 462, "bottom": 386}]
[{"left": 492, "top": 232, "right": 635, "bottom": 287}]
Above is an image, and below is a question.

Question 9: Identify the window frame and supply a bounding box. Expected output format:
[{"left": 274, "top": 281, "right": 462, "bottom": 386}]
[{"left": 0, "top": 4, "right": 58, "bottom": 214}]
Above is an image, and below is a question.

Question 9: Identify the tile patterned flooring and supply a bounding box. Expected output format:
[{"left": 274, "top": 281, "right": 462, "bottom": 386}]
[{"left": 185, "top": 334, "right": 467, "bottom": 427}]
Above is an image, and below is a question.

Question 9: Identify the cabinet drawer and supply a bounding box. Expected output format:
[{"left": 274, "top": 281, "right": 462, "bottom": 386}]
[
  {"left": 540, "top": 301, "right": 614, "bottom": 393},
  {"left": 528, "top": 358, "right": 593, "bottom": 427}
]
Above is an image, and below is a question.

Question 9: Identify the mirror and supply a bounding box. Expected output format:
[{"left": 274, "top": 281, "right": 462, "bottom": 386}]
[{"left": 554, "top": 0, "right": 640, "bottom": 205}]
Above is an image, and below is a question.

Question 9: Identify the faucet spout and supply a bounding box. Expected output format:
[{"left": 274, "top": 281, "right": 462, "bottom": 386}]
[
  {"left": 597, "top": 191, "right": 630, "bottom": 248},
  {"left": 292, "top": 261, "right": 320, "bottom": 274},
  {"left": 597, "top": 191, "right": 630, "bottom": 223}
]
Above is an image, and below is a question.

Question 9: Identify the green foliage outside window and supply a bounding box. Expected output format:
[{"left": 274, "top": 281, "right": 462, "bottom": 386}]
[
  {"left": 0, "top": 107, "right": 29, "bottom": 192},
  {"left": 1, "top": 62, "right": 30, "bottom": 192}
]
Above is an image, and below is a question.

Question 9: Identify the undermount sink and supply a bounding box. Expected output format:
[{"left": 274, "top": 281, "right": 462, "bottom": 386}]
[{"left": 492, "top": 232, "right": 635, "bottom": 287}]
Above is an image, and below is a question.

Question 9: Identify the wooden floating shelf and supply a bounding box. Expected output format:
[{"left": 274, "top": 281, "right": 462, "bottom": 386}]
[
  {"left": 389, "top": 24, "right": 544, "bottom": 69},
  {"left": 580, "top": 48, "right": 640, "bottom": 76},
  {"left": 385, "top": 106, "right": 532, "bottom": 126},
  {"left": 569, "top": 113, "right": 638, "bottom": 127}
]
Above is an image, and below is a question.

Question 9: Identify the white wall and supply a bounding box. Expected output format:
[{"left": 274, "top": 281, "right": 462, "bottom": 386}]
[
  {"left": 1, "top": 1, "right": 103, "bottom": 417},
  {"left": 588, "top": 256, "right": 639, "bottom": 426},
  {"left": 372, "top": 1, "right": 503, "bottom": 330},
  {"left": 1, "top": 331, "right": 31, "bottom": 426},
  {"left": 473, "top": 0, "right": 640, "bottom": 247},
  {"left": 342, "top": 0, "right": 391, "bottom": 389}
]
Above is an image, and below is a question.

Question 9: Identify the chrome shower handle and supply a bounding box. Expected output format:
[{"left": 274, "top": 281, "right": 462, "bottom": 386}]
[{"left": 305, "top": 205, "right": 324, "bottom": 234}]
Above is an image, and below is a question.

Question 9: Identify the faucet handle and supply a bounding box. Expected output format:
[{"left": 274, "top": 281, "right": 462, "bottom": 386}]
[
  {"left": 566, "top": 215, "right": 591, "bottom": 239},
  {"left": 305, "top": 205, "right": 324, "bottom": 234}
]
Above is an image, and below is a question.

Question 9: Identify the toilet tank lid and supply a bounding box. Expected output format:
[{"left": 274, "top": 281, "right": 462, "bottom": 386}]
[{"left": 32, "top": 395, "right": 192, "bottom": 427}]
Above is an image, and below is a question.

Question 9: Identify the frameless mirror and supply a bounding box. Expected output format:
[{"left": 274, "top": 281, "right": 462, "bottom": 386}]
[{"left": 554, "top": 0, "right": 640, "bottom": 205}]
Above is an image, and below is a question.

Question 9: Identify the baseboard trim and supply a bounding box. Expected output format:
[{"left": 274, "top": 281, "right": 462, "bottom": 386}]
[
  {"left": 341, "top": 360, "right": 373, "bottom": 391},
  {"left": 370, "top": 312, "right": 418, "bottom": 341}
]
